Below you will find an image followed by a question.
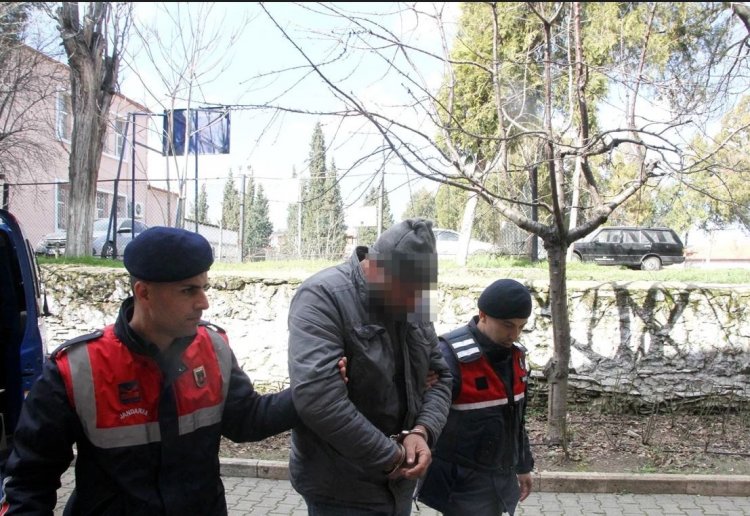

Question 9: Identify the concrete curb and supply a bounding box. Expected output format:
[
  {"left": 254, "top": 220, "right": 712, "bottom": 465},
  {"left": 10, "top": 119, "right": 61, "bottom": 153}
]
[{"left": 219, "top": 458, "right": 750, "bottom": 497}]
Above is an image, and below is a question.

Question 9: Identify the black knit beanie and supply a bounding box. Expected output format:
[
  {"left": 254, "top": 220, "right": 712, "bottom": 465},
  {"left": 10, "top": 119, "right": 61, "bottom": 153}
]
[
  {"left": 478, "top": 279, "right": 532, "bottom": 319},
  {"left": 370, "top": 218, "right": 437, "bottom": 285}
]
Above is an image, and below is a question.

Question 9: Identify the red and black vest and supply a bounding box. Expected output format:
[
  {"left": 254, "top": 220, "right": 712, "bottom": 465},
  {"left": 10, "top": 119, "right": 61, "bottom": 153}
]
[
  {"left": 433, "top": 325, "right": 529, "bottom": 472},
  {"left": 55, "top": 324, "right": 232, "bottom": 449}
]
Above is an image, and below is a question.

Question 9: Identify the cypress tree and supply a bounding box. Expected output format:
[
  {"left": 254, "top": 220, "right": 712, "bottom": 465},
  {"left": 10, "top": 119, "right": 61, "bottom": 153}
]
[
  {"left": 221, "top": 170, "right": 240, "bottom": 231},
  {"left": 301, "top": 122, "right": 329, "bottom": 258},
  {"left": 323, "top": 159, "right": 347, "bottom": 258},
  {"left": 246, "top": 184, "right": 273, "bottom": 258}
]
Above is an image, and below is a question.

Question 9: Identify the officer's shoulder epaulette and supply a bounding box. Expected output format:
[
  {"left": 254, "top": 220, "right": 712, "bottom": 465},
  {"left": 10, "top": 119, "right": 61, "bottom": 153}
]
[
  {"left": 50, "top": 330, "right": 104, "bottom": 359},
  {"left": 199, "top": 320, "right": 226, "bottom": 335},
  {"left": 441, "top": 326, "right": 481, "bottom": 363},
  {"left": 441, "top": 326, "right": 471, "bottom": 343}
]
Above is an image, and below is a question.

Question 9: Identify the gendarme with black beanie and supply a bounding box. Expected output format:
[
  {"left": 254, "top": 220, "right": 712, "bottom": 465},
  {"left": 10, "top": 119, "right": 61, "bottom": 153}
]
[{"left": 417, "top": 277, "right": 536, "bottom": 516}]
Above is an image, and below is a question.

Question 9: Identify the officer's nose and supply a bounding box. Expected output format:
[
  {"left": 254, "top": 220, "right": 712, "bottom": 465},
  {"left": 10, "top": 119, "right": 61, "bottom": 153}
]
[{"left": 196, "top": 290, "right": 210, "bottom": 310}]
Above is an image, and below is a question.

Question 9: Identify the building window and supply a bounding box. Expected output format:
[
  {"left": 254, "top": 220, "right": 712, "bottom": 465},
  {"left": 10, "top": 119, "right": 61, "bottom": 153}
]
[
  {"left": 56, "top": 92, "right": 72, "bottom": 141},
  {"left": 56, "top": 184, "right": 127, "bottom": 229},
  {"left": 115, "top": 117, "right": 128, "bottom": 157},
  {"left": 117, "top": 195, "right": 127, "bottom": 217},
  {"left": 56, "top": 183, "right": 69, "bottom": 230},
  {"left": 96, "top": 191, "right": 108, "bottom": 218}
]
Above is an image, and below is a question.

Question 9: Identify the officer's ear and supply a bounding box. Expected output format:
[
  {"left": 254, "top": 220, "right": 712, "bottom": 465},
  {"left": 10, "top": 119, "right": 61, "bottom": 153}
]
[{"left": 132, "top": 279, "right": 151, "bottom": 302}]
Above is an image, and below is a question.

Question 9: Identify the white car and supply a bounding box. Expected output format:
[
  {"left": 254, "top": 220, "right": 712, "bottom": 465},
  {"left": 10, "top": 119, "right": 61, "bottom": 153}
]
[
  {"left": 433, "top": 228, "right": 496, "bottom": 257},
  {"left": 36, "top": 218, "right": 144, "bottom": 257}
]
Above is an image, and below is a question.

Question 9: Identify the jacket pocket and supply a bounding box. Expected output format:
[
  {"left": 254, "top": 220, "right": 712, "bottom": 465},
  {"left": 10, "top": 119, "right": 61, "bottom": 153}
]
[{"left": 346, "top": 325, "right": 394, "bottom": 409}]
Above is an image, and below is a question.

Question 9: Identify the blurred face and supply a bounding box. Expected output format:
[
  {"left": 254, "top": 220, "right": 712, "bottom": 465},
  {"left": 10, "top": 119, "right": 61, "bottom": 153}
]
[
  {"left": 477, "top": 310, "right": 527, "bottom": 348},
  {"left": 363, "top": 258, "right": 433, "bottom": 318},
  {"left": 132, "top": 272, "right": 210, "bottom": 349}
]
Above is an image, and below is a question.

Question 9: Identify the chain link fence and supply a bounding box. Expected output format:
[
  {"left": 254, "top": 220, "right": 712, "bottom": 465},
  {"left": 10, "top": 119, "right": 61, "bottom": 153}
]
[{"left": 3, "top": 175, "right": 542, "bottom": 263}]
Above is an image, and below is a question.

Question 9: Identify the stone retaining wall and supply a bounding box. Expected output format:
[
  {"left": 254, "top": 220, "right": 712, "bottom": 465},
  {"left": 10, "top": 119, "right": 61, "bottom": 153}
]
[{"left": 41, "top": 265, "right": 750, "bottom": 407}]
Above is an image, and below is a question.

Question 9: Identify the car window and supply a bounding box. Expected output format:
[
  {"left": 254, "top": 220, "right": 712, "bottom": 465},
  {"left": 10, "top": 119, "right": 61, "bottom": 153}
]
[
  {"left": 643, "top": 229, "right": 676, "bottom": 244},
  {"left": 622, "top": 230, "right": 640, "bottom": 243},
  {"left": 119, "top": 219, "right": 133, "bottom": 230},
  {"left": 93, "top": 219, "right": 110, "bottom": 232},
  {"left": 437, "top": 231, "right": 459, "bottom": 242},
  {"left": 595, "top": 230, "right": 621, "bottom": 243}
]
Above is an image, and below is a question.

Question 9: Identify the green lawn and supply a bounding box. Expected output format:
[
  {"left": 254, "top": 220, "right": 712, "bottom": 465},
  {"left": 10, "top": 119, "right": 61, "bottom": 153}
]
[{"left": 38, "top": 254, "right": 750, "bottom": 285}]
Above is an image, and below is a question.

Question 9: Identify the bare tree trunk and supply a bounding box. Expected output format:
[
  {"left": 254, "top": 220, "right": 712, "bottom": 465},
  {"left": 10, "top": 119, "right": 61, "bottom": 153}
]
[
  {"left": 67, "top": 68, "right": 104, "bottom": 256},
  {"left": 534, "top": 2, "right": 568, "bottom": 445},
  {"left": 456, "top": 193, "right": 478, "bottom": 266},
  {"left": 58, "top": 2, "right": 129, "bottom": 257},
  {"left": 544, "top": 243, "right": 572, "bottom": 445}
]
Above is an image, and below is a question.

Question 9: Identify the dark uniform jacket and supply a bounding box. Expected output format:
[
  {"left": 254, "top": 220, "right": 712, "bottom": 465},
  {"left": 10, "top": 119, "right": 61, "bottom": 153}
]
[
  {"left": 433, "top": 317, "right": 534, "bottom": 474},
  {"left": 416, "top": 317, "right": 534, "bottom": 513},
  {"left": 287, "top": 247, "right": 452, "bottom": 514},
  {"left": 0, "top": 297, "right": 298, "bottom": 516}
]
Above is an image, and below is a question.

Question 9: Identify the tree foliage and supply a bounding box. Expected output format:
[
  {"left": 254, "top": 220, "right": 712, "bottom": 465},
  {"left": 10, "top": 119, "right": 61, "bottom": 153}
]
[
  {"left": 676, "top": 95, "right": 750, "bottom": 231},
  {"left": 402, "top": 187, "right": 437, "bottom": 221},
  {"left": 258, "top": 2, "right": 749, "bottom": 442},
  {"left": 299, "top": 122, "right": 346, "bottom": 259},
  {"left": 190, "top": 182, "right": 209, "bottom": 224},
  {"left": 245, "top": 183, "right": 273, "bottom": 258},
  {"left": 221, "top": 169, "right": 240, "bottom": 231}
]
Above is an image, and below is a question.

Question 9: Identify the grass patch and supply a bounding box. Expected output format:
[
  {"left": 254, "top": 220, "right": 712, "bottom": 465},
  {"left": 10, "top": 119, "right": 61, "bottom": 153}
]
[{"left": 38, "top": 256, "right": 124, "bottom": 268}]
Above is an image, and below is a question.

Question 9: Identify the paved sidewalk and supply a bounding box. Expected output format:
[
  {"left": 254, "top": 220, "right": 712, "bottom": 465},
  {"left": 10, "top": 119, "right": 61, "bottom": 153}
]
[{"left": 54, "top": 468, "right": 750, "bottom": 515}]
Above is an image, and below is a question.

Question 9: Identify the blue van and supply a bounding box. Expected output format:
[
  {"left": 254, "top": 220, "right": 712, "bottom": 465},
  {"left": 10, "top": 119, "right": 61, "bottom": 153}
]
[{"left": 0, "top": 209, "right": 48, "bottom": 465}]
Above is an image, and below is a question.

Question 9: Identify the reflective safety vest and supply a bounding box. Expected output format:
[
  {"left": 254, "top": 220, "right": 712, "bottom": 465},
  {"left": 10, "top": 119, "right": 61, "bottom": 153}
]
[
  {"left": 449, "top": 331, "right": 527, "bottom": 411},
  {"left": 433, "top": 325, "right": 529, "bottom": 472},
  {"left": 55, "top": 324, "right": 233, "bottom": 448}
]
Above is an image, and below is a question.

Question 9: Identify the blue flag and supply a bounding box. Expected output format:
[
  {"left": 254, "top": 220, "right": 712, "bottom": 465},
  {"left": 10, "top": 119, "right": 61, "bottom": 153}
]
[{"left": 162, "top": 108, "right": 231, "bottom": 156}]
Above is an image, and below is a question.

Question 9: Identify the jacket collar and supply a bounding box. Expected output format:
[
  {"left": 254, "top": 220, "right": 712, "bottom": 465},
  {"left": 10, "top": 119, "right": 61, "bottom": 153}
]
[{"left": 114, "top": 297, "right": 194, "bottom": 362}]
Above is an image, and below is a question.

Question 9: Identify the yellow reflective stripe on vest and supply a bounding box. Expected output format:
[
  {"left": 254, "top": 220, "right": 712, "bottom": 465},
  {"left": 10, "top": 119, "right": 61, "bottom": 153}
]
[
  {"left": 177, "top": 327, "right": 232, "bottom": 436},
  {"left": 67, "top": 344, "right": 161, "bottom": 449}
]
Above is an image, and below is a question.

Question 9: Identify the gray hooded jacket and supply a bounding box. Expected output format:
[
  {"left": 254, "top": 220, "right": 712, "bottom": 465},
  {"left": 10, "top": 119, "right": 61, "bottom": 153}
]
[{"left": 287, "top": 247, "right": 452, "bottom": 513}]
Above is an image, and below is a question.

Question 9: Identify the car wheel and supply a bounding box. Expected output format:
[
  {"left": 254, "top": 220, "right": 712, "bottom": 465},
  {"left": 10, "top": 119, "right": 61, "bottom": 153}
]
[
  {"left": 570, "top": 252, "right": 582, "bottom": 262},
  {"left": 101, "top": 242, "right": 117, "bottom": 259},
  {"left": 641, "top": 256, "right": 661, "bottom": 271}
]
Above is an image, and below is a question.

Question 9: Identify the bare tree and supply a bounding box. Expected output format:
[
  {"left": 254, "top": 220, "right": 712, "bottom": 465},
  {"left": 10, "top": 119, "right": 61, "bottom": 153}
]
[
  {"left": 56, "top": 2, "right": 132, "bottom": 257},
  {"left": 253, "top": 2, "right": 749, "bottom": 443},
  {"left": 125, "top": 2, "right": 249, "bottom": 227},
  {"left": 0, "top": 4, "right": 64, "bottom": 195}
]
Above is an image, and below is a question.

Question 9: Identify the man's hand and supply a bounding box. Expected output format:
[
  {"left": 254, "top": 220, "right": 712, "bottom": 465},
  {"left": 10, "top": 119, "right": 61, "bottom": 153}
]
[
  {"left": 390, "top": 425, "right": 432, "bottom": 480},
  {"left": 337, "top": 357, "right": 348, "bottom": 384},
  {"left": 518, "top": 472, "right": 533, "bottom": 501},
  {"left": 425, "top": 369, "right": 439, "bottom": 389}
]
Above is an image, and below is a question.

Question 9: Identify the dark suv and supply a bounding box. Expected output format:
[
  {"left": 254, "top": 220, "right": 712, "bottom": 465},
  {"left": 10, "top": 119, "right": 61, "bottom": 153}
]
[
  {"left": 0, "top": 209, "right": 47, "bottom": 466},
  {"left": 571, "top": 226, "right": 685, "bottom": 271}
]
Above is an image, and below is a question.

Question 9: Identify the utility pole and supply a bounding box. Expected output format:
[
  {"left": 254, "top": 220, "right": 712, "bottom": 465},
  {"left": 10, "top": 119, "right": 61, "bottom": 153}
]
[
  {"left": 296, "top": 168, "right": 302, "bottom": 258},
  {"left": 377, "top": 144, "right": 385, "bottom": 238},
  {"left": 239, "top": 171, "right": 246, "bottom": 262}
]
